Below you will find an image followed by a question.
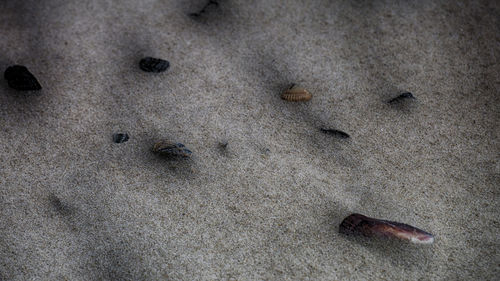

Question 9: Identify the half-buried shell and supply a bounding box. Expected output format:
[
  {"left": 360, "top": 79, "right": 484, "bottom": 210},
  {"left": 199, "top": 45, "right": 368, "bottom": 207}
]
[
  {"left": 153, "top": 140, "right": 192, "bottom": 158},
  {"left": 281, "top": 85, "right": 312, "bottom": 102}
]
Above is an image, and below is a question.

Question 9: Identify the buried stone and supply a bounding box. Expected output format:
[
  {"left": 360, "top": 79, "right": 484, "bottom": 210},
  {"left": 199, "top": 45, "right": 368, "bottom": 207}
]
[
  {"left": 339, "top": 213, "right": 434, "bottom": 244},
  {"left": 139, "top": 57, "right": 170, "bottom": 73},
  {"left": 4, "top": 65, "right": 42, "bottom": 91}
]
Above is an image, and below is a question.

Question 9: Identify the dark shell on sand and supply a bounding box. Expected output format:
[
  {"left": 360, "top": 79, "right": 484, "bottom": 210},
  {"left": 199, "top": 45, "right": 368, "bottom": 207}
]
[
  {"left": 320, "top": 128, "right": 350, "bottom": 139},
  {"left": 153, "top": 140, "right": 192, "bottom": 158},
  {"left": 388, "top": 92, "right": 415, "bottom": 104},
  {"left": 339, "top": 213, "right": 434, "bottom": 244},
  {"left": 139, "top": 57, "right": 170, "bottom": 73}
]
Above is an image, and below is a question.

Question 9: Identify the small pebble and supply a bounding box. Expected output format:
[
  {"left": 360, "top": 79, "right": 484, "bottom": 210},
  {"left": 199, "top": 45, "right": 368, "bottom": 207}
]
[
  {"left": 388, "top": 92, "right": 415, "bottom": 103},
  {"left": 4, "top": 65, "right": 42, "bottom": 91},
  {"left": 320, "top": 128, "right": 350, "bottom": 139},
  {"left": 153, "top": 140, "right": 192, "bottom": 158},
  {"left": 113, "top": 133, "right": 129, "bottom": 143},
  {"left": 339, "top": 213, "right": 434, "bottom": 244},
  {"left": 139, "top": 57, "right": 170, "bottom": 73},
  {"left": 281, "top": 85, "right": 312, "bottom": 102}
]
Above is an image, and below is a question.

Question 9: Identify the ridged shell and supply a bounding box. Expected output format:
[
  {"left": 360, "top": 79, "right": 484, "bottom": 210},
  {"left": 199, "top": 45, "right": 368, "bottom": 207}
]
[
  {"left": 281, "top": 86, "right": 312, "bottom": 102},
  {"left": 339, "top": 213, "right": 434, "bottom": 244},
  {"left": 153, "top": 140, "right": 192, "bottom": 158}
]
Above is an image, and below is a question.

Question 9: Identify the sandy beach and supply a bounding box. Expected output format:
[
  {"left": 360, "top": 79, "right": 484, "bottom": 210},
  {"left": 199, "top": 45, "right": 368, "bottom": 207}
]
[{"left": 0, "top": 0, "right": 498, "bottom": 280}]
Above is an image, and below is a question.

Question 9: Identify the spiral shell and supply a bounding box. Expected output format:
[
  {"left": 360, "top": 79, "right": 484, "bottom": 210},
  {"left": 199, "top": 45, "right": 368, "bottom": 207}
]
[
  {"left": 281, "top": 85, "right": 312, "bottom": 102},
  {"left": 153, "top": 140, "right": 192, "bottom": 158}
]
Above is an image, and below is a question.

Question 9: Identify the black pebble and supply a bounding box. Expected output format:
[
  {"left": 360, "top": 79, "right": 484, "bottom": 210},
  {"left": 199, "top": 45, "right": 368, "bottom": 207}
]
[
  {"left": 320, "top": 128, "right": 350, "bottom": 139},
  {"left": 113, "top": 133, "right": 129, "bottom": 143},
  {"left": 388, "top": 92, "right": 415, "bottom": 103},
  {"left": 139, "top": 57, "right": 170, "bottom": 73},
  {"left": 4, "top": 65, "right": 42, "bottom": 91}
]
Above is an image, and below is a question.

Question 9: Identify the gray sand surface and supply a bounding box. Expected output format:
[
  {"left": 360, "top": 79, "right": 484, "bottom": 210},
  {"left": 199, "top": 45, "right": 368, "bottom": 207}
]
[{"left": 0, "top": 0, "right": 499, "bottom": 280}]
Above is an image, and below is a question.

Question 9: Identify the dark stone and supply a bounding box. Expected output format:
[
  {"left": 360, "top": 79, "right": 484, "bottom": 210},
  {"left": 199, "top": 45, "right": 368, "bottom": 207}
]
[
  {"left": 113, "top": 133, "right": 129, "bottom": 143},
  {"left": 139, "top": 57, "right": 170, "bottom": 73},
  {"left": 4, "top": 65, "right": 42, "bottom": 91}
]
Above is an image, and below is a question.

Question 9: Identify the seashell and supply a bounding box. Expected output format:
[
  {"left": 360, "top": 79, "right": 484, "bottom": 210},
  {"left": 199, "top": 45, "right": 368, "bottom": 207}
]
[
  {"left": 320, "top": 128, "right": 350, "bottom": 139},
  {"left": 113, "top": 133, "right": 129, "bottom": 143},
  {"left": 153, "top": 140, "right": 192, "bottom": 158},
  {"left": 139, "top": 57, "right": 170, "bottom": 73},
  {"left": 281, "top": 85, "right": 312, "bottom": 102},
  {"left": 388, "top": 92, "right": 415, "bottom": 104},
  {"left": 339, "top": 213, "right": 434, "bottom": 244},
  {"left": 4, "top": 65, "right": 42, "bottom": 91}
]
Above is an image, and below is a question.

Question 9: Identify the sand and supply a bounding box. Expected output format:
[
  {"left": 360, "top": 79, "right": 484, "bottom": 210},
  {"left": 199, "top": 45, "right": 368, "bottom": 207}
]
[{"left": 0, "top": 0, "right": 498, "bottom": 280}]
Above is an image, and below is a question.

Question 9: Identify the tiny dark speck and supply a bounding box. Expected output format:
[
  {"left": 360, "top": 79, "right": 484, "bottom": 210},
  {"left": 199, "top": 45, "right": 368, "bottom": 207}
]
[
  {"left": 388, "top": 92, "right": 415, "bottom": 104},
  {"left": 4, "top": 65, "right": 42, "bottom": 91},
  {"left": 139, "top": 57, "right": 170, "bottom": 73},
  {"left": 113, "top": 133, "right": 129, "bottom": 143},
  {"left": 219, "top": 141, "right": 228, "bottom": 149},
  {"left": 320, "top": 128, "right": 350, "bottom": 139},
  {"left": 49, "top": 194, "right": 72, "bottom": 216}
]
